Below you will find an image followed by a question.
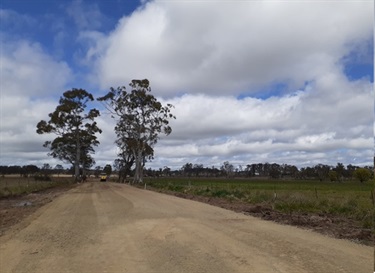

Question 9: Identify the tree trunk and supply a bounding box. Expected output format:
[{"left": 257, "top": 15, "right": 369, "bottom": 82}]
[
  {"left": 75, "top": 133, "right": 81, "bottom": 182},
  {"left": 133, "top": 149, "right": 143, "bottom": 183},
  {"left": 82, "top": 162, "right": 86, "bottom": 176}
]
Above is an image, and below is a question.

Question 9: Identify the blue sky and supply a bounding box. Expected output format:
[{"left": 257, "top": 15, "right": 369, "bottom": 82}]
[
  {"left": 1, "top": 0, "right": 141, "bottom": 93},
  {"left": 343, "top": 41, "right": 373, "bottom": 82},
  {"left": 0, "top": 0, "right": 373, "bottom": 169}
]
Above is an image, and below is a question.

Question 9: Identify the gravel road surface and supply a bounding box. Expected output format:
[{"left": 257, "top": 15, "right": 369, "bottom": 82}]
[{"left": 0, "top": 182, "right": 372, "bottom": 273}]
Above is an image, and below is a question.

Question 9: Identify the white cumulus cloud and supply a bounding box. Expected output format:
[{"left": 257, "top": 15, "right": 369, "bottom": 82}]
[{"left": 89, "top": 0, "right": 372, "bottom": 97}]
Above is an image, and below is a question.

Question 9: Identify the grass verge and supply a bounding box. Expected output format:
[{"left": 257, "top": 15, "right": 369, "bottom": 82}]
[
  {"left": 0, "top": 176, "right": 74, "bottom": 198},
  {"left": 144, "top": 177, "right": 374, "bottom": 230}
]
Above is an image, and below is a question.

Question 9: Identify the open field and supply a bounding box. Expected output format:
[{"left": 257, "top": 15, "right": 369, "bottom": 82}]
[
  {"left": 0, "top": 176, "right": 74, "bottom": 197},
  {"left": 144, "top": 177, "right": 374, "bottom": 244}
]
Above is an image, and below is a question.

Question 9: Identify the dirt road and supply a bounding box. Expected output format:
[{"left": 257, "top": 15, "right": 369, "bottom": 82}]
[{"left": 0, "top": 182, "right": 372, "bottom": 273}]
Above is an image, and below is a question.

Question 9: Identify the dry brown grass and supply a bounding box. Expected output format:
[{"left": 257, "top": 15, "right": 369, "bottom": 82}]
[{"left": 0, "top": 176, "right": 73, "bottom": 197}]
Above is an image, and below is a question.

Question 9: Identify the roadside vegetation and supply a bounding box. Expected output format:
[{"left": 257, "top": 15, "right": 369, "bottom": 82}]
[
  {"left": 144, "top": 177, "right": 374, "bottom": 230},
  {"left": 0, "top": 175, "right": 74, "bottom": 198}
]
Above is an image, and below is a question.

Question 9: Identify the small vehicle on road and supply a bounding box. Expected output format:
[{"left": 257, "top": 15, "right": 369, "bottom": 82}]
[{"left": 100, "top": 173, "right": 107, "bottom": 182}]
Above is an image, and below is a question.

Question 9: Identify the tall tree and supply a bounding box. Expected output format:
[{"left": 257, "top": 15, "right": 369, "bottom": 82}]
[
  {"left": 98, "top": 79, "right": 175, "bottom": 183},
  {"left": 54, "top": 164, "right": 64, "bottom": 177},
  {"left": 94, "top": 166, "right": 102, "bottom": 178},
  {"left": 221, "top": 161, "right": 234, "bottom": 177},
  {"left": 314, "top": 164, "right": 330, "bottom": 181},
  {"left": 334, "top": 162, "right": 345, "bottom": 182},
  {"left": 103, "top": 164, "right": 112, "bottom": 176},
  {"left": 36, "top": 89, "right": 102, "bottom": 181},
  {"left": 181, "top": 163, "right": 193, "bottom": 177},
  {"left": 114, "top": 131, "right": 154, "bottom": 181}
]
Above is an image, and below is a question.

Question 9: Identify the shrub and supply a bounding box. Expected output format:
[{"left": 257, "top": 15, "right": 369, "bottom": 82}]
[
  {"left": 211, "top": 189, "right": 230, "bottom": 198},
  {"left": 353, "top": 168, "right": 371, "bottom": 183},
  {"left": 34, "top": 173, "right": 51, "bottom": 181}
]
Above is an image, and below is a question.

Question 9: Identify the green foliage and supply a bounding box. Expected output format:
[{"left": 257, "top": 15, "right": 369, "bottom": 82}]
[
  {"left": 167, "top": 183, "right": 184, "bottom": 192},
  {"left": 246, "top": 191, "right": 273, "bottom": 203},
  {"left": 103, "top": 164, "right": 112, "bottom": 176},
  {"left": 328, "top": 170, "right": 338, "bottom": 182},
  {"left": 98, "top": 79, "right": 175, "bottom": 183},
  {"left": 211, "top": 189, "right": 231, "bottom": 198},
  {"left": 353, "top": 168, "right": 372, "bottom": 183},
  {"left": 145, "top": 177, "right": 373, "bottom": 229},
  {"left": 314, "top": 164, "right": 330, "bottom": 181},
  {"left": 36, "top": 89, "right": 102, "bottom": 181}
]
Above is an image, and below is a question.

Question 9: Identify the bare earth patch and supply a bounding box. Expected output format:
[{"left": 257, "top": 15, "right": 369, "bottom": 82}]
[{"left": 0, "top": 184, "right": 78, "bottom": 236}]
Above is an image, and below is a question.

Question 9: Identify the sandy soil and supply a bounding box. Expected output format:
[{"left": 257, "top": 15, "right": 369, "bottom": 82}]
[
  {"left": 0, "top": 184, "right": 76, "bottom": 237},
  {"left": 0, "top": 182, "right": 373, "bottom": 273}
]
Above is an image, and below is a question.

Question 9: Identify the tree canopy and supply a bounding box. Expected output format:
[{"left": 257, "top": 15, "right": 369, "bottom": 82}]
[
  {"left": 36, "top": 88, "right": 102, "bottom": 181},
  {"left": 98, "top": 79, "right": 175, "bottom": 183}
]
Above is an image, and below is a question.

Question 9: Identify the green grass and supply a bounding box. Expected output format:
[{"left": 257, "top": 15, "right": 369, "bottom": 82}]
[
  {"left": 0, "top": 176, "right": 74, "bottom": 197},
  {"left": 145, "top": 177, "right": 374, "bottom": 228}
]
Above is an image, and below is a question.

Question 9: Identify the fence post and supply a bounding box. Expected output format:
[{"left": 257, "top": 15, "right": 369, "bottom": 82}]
[{"left": 273, "top": 186, "right": 277, "bottom": 201}]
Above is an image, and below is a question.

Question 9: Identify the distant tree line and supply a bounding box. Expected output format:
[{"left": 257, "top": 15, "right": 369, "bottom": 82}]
[
  {"left": 0, "top": 164, "right": 66, "bottom": 177},
  {"left": 139, "top": 161, "right": 373, "bottom": 183},
  {"left": 1, "top": 161, "right": 373, "bottom": 183}
]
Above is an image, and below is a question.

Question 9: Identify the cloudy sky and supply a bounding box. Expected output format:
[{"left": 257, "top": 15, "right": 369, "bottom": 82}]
[{"left": 0, "top": 0, "right": 373, "bottom": 170}]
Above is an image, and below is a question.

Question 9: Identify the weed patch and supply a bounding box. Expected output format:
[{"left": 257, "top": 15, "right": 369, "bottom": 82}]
[
  {"left": 145, "top": 177, "right": 373, "bottom": 230},
  {"left": 0, "top": 177, "right": 74, "bottom": 197}
]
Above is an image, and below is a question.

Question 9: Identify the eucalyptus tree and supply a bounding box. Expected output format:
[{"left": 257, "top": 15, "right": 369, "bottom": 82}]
[
  {"left": 54, "top": 164, "right": 64, "bottom": 177},
  {"left": 113, "top": 138, "right": 153, "bottom": 182},
  {"left": 98, "top": 79, "right": 175, "bottom": 183},
  {"left": 103, "top": 164, "right": 112, "bottom": 176},
  {"left": 221, "top": 161, "right": 234, "bottom": 177},
  {"left": 36, "top": 89, "right": 102, "bottom": 181}
]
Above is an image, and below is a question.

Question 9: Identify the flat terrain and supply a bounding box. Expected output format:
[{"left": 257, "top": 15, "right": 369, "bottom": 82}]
[{"left": 0, "top": 182, "right": 372, "bottom": 273}]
